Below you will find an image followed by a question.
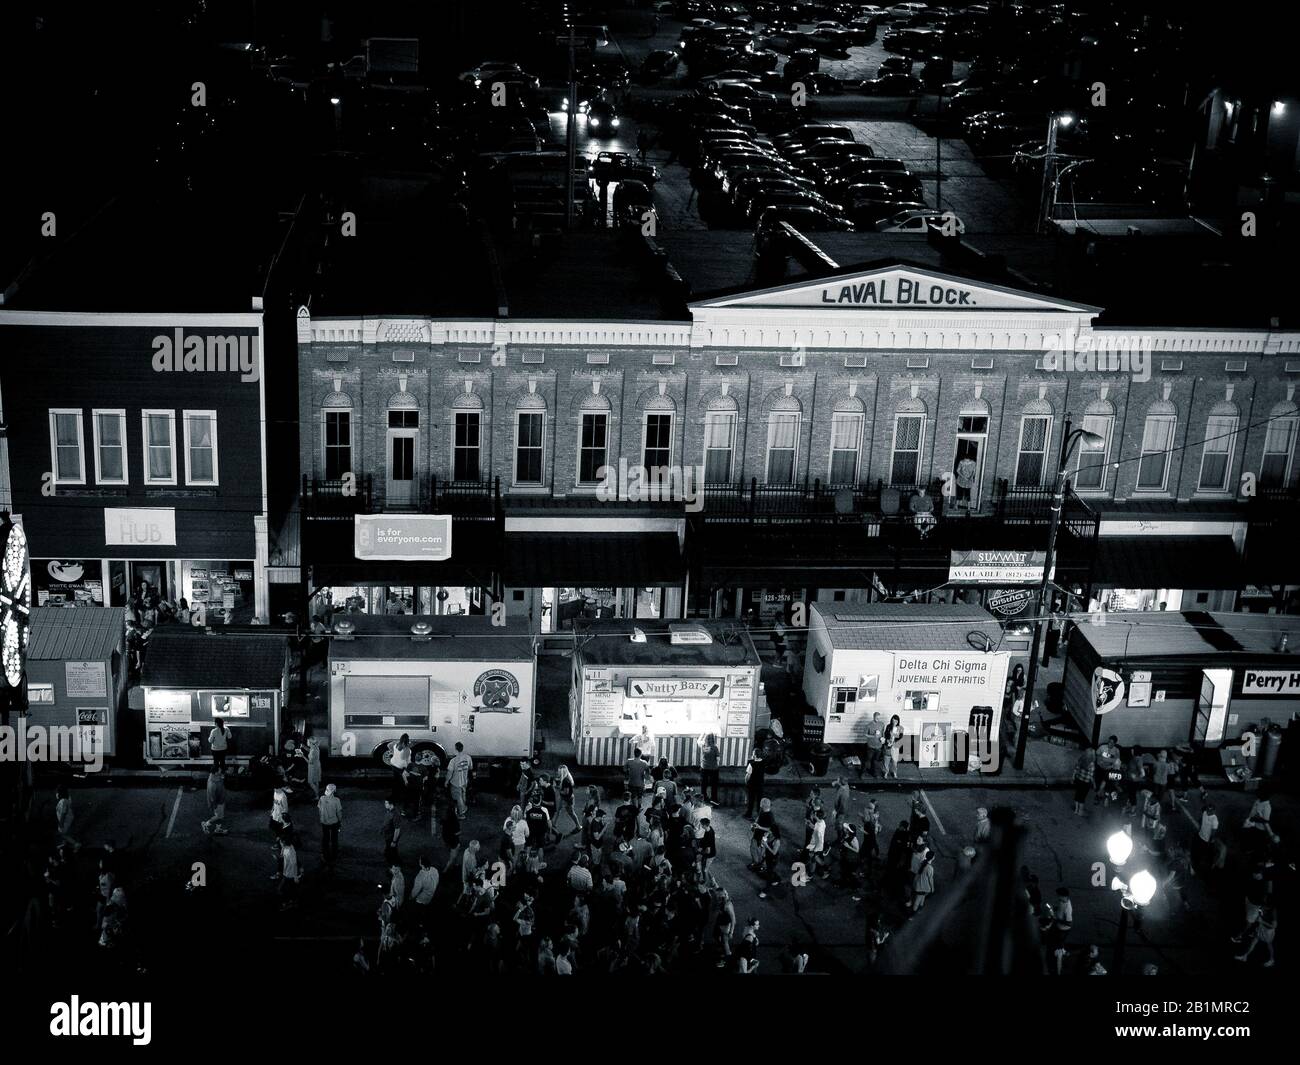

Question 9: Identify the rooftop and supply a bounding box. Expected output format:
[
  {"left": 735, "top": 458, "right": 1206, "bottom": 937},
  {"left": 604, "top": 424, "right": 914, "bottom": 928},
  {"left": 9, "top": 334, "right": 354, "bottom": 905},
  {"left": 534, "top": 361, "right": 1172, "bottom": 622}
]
[
  {"left": 327, "top": 614, "right": 535, "bottom": 662},
  {"left": 142, "top": 630, "right": 289, "bottom": 690},
  {"left": 1075, "top": 610, "right": 1300, "bottom": 660},
  {"left": 573, "top": 619, "right": 761, "bottom": 669},
  {"left": 812, "top": 603, "right": 1004, "bottom": 652},
  {"left": 28, "top": 607, "right": 126, "bottom": 662}
]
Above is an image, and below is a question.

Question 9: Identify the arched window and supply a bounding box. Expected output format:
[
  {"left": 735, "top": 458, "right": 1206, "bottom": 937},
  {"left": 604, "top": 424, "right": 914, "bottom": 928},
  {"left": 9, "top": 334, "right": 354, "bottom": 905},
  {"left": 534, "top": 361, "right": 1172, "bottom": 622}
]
[
  {"left": 1074, "top": 398, "right": 1114, "bottom": 492},
  {"left": 1015, "top": 398, "right": 1054, "bottom": 487},
  {"left": 452, "top": 391, "right": 484, "bottom": 483},
  {"left": 765, "top": 395, "right": 801, "bottom": 485},
  {"left": 578, "top": 392, "right": 612, "bottom": 486},
  {"left": 642, "top": 393, "right": 676, "bottom": 472},
  {"left": 1197, "top": 400, "right": 1239, "bottom": 494},
  {"left": 1261, "top": 401, "right": 1299, "bottom": 490},
  {"left": 321, "top": 391, "right": 353, "bottom": 481},
  {"left": 703, "top": 394, "right": 738, "bottom": 484},
  {"left": 890, "top": 399, "right": 927, "bottom": 486},
  {"left": 514, "top": 393, "right": 547, "bottom": 486},
  {"left": 829, "top": 396, "right": 866, "bottom": 485},
  {"left": 1137, "top": 399, "right": 1177, "bottom": 492}
]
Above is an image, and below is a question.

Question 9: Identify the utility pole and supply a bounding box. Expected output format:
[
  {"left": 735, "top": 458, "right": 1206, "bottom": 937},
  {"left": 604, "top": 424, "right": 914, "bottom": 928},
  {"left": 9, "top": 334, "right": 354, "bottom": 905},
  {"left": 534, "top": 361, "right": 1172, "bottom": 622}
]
[
  {"left": 935, "top": 92, "right": 943, "bottom": 213},
  {"left": 566, "top": 25, "right": 578, "bottom": 231}
]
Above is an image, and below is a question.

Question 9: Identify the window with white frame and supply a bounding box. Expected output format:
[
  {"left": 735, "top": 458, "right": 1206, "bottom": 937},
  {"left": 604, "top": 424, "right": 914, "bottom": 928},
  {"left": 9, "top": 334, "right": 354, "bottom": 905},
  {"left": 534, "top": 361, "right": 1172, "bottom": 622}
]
[
  {"left": 1197, "top": 412, "right": 1238, "bottom": 492},
  {"left": 1136, "top": 413, "right": 1176, "bottom": 491},
  {"left": 453, "top": 411, "right": 481, "bottom": 482},
  {"left": 323, "top": 409, "right": 352, "bottom": 480},
  {"left": 890, "top": 413, "right": 925, "bottom": 485},
  {"left": 515, "top": 410, "right": 545, "bottom": 485},
  {"left": 92, "top": 409, "right": 127, "bottom": 485},
  {"left": 142, "top": 410, "right": 177, "bottom": 484},
  {"left": 703, "top": 411, "right": 736, "bottom": 483},
  {"left": 829, "top": 411, "right": 863, "bottom": 485},
  {"left": 1261, "top": 416, "right": 1298, "bottom": 489},
  {"left": 578, "top": 412, "right": 608, "bottom": 484},
  {"left": 765, "top": 411, "right": 799, "bottom": 484},
  {"left": 1015, "top": 414, "right": 1052, "bottom": 486},
  {"left": 49, "top": 409, "right": 85, "bottom": 485},
  {"left": 183, "top": 410, "right": 218, "bottom": 485},
  {"left": 643, "top": 412, "right": 673, "bottom": 471},
  {"left": 1073, "top": 413, "right": 1112, "bottom": 491}
]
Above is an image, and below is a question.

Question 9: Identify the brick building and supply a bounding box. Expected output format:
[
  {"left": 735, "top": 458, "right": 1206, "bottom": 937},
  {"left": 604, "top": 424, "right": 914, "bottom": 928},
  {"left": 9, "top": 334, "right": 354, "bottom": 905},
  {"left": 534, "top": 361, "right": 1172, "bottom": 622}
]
[{"left": 294, "top": 228, "right": 1300, "bottom": 635}]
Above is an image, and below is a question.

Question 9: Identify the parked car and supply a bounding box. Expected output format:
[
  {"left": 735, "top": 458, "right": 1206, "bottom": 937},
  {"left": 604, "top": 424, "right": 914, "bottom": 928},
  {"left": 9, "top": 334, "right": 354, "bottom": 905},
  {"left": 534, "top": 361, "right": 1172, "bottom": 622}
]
[
  {"left": 640, "top": 50, "right": 681, "bottom": 82},
  {"left": 612, "top": 179, "right": 655, "bottom": 227},
  {"left": 878, "top": 208, "right": 965, "bottom": 233},
  {"left": 592, "top": 151, "right": 658, "bottom": 185},
  {"left": 756, "top": 205, "right": 855, "bottom": 252},
  {"left": 721, "top": 165, "right": 814, "bottom": 195},
  {"left": 745, "top": 188, "right": 839, "bottom": 220},
  {"left": 878, "top": 55, "right": 914, "bottom": 76},
  {"left": 863, "top": 73, "right": 923, "bottom": 95}
]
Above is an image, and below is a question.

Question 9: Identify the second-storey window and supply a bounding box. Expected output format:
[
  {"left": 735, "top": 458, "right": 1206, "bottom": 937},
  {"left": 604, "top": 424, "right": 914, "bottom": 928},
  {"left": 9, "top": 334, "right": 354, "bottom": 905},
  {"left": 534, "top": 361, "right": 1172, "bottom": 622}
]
[
  {"left": 92, "top": 410, "right": 128, "bottom": 485},
  {"left": 1073, "top": 413, "right": 1112, "bottom": 491},
  {"left": 515, "top": 410, "right": 545, "bottom": 485},
  {"left": 1015, "top": 414, "right": 1052, "bottom": 486},
  {"left": 1197, "top": 413, "right": 1238, "bottom": 492},
  {"left": 578, "top": 412, "right": 608, "bottom": 484},
  {"left": 50, "top": 409, "right": 85, "bottom": 485},
  {"left": 643, "top": 412, "right": 673, "bottom": 471},
  {"left": 454, "top": 411, "right": 481, "bottom": 482},
  {"left": 766, "top": 412, "right": 799, "bottom": 484},
  {"left": 829, "top": 412, "right": 863, "bottom": 485},
  {"left": 324, "top": 410, "right": 352, "bottom": 480},
  {"left": 890, "top": 413, "right": 925, "bottom": 485},
  {"left": 184, "top": 411, "right": 218, "bottom": 485},
  {"left": 1136, "top": 413, "right": 1176, "bottom": 491},
  {"left": 703, "top": 411, "right": 736, "bottom": 483},
  {"left": 1261, "top": 417, "right": 1298, "bottom": 489},
  {"left": 142, "top": 410, "right": 177, "bottom": 485}
]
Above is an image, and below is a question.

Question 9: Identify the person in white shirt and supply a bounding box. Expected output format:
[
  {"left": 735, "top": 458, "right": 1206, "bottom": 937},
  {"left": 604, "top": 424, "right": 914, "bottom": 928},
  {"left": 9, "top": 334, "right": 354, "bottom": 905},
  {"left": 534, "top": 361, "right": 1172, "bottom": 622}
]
[
  {"left": 208, "top": 718, "right": 231, "bottom": 771},
  {"left": 447, "top": 743, "right": 474, "bottom": 817},
  {"left": 389, "top": 735, "right": 412, "bottom": 808},
  {"left": 805, "top": 809, "right": 828, "bottom": 879},
  {"left": 411, "top": 855, "right": 439, "bottom": 910}
]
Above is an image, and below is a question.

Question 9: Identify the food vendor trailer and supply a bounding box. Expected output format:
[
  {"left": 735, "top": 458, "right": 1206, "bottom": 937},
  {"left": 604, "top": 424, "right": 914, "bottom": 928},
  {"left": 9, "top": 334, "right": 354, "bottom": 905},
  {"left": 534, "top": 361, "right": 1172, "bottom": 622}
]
[
  {"left": 327, "top": 615, "right": 537, "bottom": 766},
  {"left": 1063, "top": 611, "right": 1300, "bottom": 750},
  {"left": 569, "top": 620, "right": 762, "bottom": 767},
  {"left": 25, "top": 607, "right": 129, "bottom": 760},
  {"left": 802, "top": 604, "right": 1009, "bottom": 768},
  {"left": 140, "top": 629, "right": 289, "bottom": 765}
]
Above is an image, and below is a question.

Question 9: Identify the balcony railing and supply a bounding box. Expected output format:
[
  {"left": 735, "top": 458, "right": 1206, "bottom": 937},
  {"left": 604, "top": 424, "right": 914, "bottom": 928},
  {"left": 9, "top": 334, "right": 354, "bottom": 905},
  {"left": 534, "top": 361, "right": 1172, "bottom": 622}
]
[
  {"left": 302, "top": 475, "right": 373, "bottom": 517},
  {"left": 431, "top": 477, "right": 500, "bottom": 520}
]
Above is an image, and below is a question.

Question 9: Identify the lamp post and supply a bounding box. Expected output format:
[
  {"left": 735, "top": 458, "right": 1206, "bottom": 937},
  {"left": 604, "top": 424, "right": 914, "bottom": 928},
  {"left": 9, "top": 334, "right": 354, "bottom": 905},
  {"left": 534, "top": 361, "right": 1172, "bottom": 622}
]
[
  {"left": 1012, "top": 421, "right": 1105, "bottom": 770},
  {"left": 1106, "top": 829, "right": 1157, "bottom": 975},
  {"left": 1037, "top": 111, "right": 1075, "bottom": 232}
]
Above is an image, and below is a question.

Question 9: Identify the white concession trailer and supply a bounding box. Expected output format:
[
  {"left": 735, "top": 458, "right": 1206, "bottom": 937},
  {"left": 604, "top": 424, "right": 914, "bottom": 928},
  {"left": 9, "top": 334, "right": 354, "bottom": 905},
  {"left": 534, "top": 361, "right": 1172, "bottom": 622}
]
[
  {"left": 803, "top": 604, "right": 1009, "bottom": 768},
  {"left": 328, "top": 614, "right": 537, "bottom": 766},
  {"left": 569, "top": 620, "right": 763, "bottom": 767}
]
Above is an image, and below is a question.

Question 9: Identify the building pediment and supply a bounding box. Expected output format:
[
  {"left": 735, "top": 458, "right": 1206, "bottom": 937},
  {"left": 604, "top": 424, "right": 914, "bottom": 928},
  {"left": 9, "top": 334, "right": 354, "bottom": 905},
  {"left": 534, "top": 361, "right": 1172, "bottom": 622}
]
[{"left": 690, "top": 265, "right": 1100, "bottom": 315}]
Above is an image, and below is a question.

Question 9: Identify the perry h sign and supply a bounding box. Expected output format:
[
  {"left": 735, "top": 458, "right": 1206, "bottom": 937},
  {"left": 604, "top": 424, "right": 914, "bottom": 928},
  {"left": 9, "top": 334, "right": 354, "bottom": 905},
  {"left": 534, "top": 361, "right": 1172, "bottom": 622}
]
[
  {"left": 354, "top": 515, "right": 452, "bottom": 561},
  {"left": 1241, "top": 669, "right": 1300, "bottom": 695},
  {"left": 949, "top": 550, "right": 1051, "bottom": 586}
]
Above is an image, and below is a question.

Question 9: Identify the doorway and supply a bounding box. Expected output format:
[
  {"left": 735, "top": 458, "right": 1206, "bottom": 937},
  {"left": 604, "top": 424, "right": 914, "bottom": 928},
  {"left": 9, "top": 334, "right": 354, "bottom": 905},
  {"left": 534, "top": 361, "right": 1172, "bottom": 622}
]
[
  {"left": 386, "top": 408, "right": 419, "bottom": 508},
  {"left": 954, "top": 414, "right": 988, "bottom": 511}
]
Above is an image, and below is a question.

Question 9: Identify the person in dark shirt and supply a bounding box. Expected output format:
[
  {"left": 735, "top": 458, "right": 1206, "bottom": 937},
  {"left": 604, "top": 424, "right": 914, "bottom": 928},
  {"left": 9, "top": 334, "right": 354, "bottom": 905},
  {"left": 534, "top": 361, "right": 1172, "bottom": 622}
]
[
  {"left": 525, "top": 797, "right": 552, "bottom": 850},
  {"left": 614, "top": 792, "right": 639, "bottom": 842},
  {"left": 743, "top": 750, "right": 766, "bottom": 818},
  {"left": 382, "top": 800, "right": 402, "bottom": 866},
  {"left": 625, "top": 750, "right": 648, "bottom": 804}
]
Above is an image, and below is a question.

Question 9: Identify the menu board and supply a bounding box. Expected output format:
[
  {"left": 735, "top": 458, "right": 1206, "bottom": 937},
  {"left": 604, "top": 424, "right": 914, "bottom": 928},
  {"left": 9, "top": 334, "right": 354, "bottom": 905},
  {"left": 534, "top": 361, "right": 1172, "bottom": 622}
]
[
  {"left": 66, "top": 661, "right": 108, "bottom": 698},
  {"left": 204, "top": 692, "right": 250, "bottom": 719},
  {"left": 147, "top": 690, "right": 192, "bottom": 723}
]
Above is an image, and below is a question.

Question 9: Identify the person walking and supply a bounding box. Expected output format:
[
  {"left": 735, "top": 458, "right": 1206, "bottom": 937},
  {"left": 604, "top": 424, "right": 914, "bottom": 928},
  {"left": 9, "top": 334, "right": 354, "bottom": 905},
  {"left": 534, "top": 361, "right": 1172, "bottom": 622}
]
[
  {"left": 1071, "top": 749, "right": 1095, "bottom": 816},
  {"left": 54, "top": 786, "right": 82, "bottom": 851},
  {"left": 306, "top": 736, "right": 323, "bottom": 800},
  {"left": 410, "top": 855, "right": 439, "bottom": 924},
  {"left": 625, "top": 748, "right": 648, "bottom": 804},
  {"left": 1151, "top": 748, "right": 1172, "bottom": 810},
  {"left": 447, "top": 742, "right": 473, "bottom": 816},
  {"left": 697, "top": 816, "right": 717, "bottom": 879},
  {"left": 882, "top": 716, "right": 902, "bottom": 779},
  {"left": 382, "top": 798, "right": 402, "bottom": 867},
  {"left": 525, "top": 795, "right": 552, "bottom": 852},
  {"left": 270, "top": 787, "right": 291, "bottom": 878},
  {"left": 973, "top": 806, "right": 991, "bottom": 845},
  {"left": 208, "top": 718, "right": 231, "bottom": 771},
  {"left": 1195, "top": 797, "right": 1220, "bottom": 875},
  {"left": 743, "top": 748, "right": 766, "bottom": 819},
  {"left": 805, "top": 806, "right": 829, "bottom": 879},
  {"left": 318, "top": 783, "right": 343, "bottom": 866},
  {"left": 1094, "top": 737, "right": 1121, "bottom": 805},
  {"left": 279, "top": 831, "right": 302, "bottom": 909},
  {"left": 1243, "top": 787, "right": 1274, "bottom": 856},
  {"left": 698, "top": 733, "right": 721, "bottom": 804},
  {"left": 202, "top": 768, "right": 227, "bottom": 835},
  {"left": 757, "top": 824, "right": 783, "bottom": 898},
  {"left": 864, "top": 712, "right": 884, "bottom": 778},
  {"left": 389, "top": 734, "right": 412, "bottom": 804},
  {"left": 911, "top": 857, "right": 935, "bottom": 913},
  {"left": 555, "top": 765, "right": 580, "bottom": 836}
]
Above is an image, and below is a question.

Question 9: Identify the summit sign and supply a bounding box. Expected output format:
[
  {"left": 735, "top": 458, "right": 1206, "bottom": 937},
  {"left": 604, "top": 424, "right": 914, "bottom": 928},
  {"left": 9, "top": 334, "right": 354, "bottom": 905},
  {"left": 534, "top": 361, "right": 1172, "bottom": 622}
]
[{"left": 821, "top": 278, "right": 975, "bottom": 307}]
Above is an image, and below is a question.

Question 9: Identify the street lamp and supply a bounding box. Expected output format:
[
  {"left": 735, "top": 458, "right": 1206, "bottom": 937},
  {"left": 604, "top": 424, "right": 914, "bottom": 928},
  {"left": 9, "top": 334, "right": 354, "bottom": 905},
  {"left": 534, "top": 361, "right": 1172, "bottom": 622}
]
[
  {"left": 1012, "top": 421, "right": 1106, "bottom": 770},
  {"left": 1109, "top": 854, "right": 1158, "bottom": 976},
  {"left": 1037, "top": 111, "right": 1076, "bottom": 232}
]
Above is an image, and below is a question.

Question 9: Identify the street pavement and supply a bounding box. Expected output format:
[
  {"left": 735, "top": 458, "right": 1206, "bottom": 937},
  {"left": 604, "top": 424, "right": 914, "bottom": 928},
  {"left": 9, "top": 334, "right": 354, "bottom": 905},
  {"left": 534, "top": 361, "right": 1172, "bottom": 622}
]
[{"left": 24, "top": 761, "right": 1289, "bottom": 976}]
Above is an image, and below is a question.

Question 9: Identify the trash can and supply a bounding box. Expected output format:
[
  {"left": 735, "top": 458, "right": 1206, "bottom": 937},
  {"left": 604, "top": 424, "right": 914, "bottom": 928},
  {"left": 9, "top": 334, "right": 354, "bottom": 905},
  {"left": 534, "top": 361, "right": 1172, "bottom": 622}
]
[
  {"left": 1259, "top": 725, "right": 1283, "bottom": 778},
  {"left": 808, "top": 743, "right": 833, "bottom": 777},
  {"left": 950, "top": 731, "right": 970, "bottom": 774}
]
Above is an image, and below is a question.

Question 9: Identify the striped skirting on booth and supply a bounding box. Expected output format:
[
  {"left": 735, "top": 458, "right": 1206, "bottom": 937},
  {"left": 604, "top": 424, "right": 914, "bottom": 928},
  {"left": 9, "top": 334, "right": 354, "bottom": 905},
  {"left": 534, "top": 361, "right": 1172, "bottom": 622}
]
[{"left": 575, "top": 733, "right": 751, "bottom": 768}]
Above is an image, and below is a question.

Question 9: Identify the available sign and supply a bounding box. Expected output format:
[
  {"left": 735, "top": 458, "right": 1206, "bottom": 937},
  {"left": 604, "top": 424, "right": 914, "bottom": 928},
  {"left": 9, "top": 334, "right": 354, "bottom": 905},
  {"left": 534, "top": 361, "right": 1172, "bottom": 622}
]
[
  {"left": 626, "top": 677, "right": 724, "bottom": 699},
  {"left": 104, "top": 508, "right": 176, "bottom": 547},
  {"left": 354, "top": 514, "right": 452, "bottom": 561},
  {"left": 1241, "top": 669, "right": 1300, "bottom": 695},
  {"left": 949, "top": 549, "right": 1051, "bottom": 586}
]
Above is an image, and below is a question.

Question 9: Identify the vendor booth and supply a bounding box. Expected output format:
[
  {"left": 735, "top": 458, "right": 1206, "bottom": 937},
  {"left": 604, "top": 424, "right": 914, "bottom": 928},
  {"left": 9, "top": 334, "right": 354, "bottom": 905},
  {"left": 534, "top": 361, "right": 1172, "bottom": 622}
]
[
  {"left": 139, "top": 629, "right": 289, "bottom": 765},
  {"left": 327, "top": 615, "right": 536, "bottom": 765},
  {"left": 802, "top": 604, "right": 1009, "bottom": 768},
  {"left": 25, "top": 607, "right": 128, "bottom": 759},
  {"left": 569, "top": 620, "right": 762, "bottom": 767},
  {"left": 1063, "top": 611, "right": 1300, "bottom": 751}
]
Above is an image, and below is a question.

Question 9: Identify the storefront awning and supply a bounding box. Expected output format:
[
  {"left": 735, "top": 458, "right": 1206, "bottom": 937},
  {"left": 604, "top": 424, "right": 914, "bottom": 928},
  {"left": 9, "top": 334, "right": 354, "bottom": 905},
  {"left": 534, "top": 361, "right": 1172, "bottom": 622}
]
[
  {"left": 503, "top": 532, "right": 684, "bottom": 587},
  {"left": 1091, "top": 536, "right": 1244, "bottom": 591}
]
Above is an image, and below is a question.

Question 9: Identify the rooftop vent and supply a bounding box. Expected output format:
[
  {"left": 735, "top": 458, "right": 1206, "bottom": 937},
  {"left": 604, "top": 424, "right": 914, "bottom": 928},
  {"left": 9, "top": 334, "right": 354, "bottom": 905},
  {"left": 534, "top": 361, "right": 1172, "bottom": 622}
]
[
  {"left": 669, "top": 624, "right": 713, "bottom": 645},
  {"left": 411, "top": 621, "right": 433, "bottom": 641},
  {"left": 333, "top": 619, "right": 356, "bottom": 639}
]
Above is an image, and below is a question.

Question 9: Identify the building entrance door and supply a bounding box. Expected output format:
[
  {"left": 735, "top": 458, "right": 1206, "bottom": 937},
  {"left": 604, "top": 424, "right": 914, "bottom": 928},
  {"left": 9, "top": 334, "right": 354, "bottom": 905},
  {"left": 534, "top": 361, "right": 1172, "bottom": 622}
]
[{"left": 386, "top": 408, "right": 419, "bottom": 508}]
